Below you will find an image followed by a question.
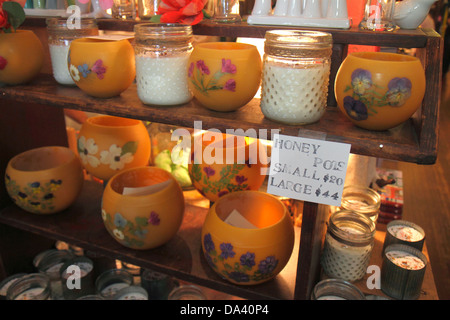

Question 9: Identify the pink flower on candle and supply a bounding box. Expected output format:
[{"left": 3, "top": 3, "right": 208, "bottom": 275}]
[
  {"left": 196, "top": 60, "right": 210, "bottom": 75},
  {"left": 91, "top": 59, "right": 107, "bottom": 80},
  {"left": 188, "top": 62, "right": 194, "bottom": 77},
  {"left": 0, "top": 56, "right": 7, "bottom": 70},
  {"left": 223, "top": 79, "right": 236, "bottom": 92},
  {"left": 148, "top": 211, "right": 160, "bottom": 226},
  {"left": 221, "top": 59, "right": 236, "bottom": 74}
]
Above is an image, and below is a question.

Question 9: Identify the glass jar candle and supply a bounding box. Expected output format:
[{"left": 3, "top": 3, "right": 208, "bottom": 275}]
[
  {"left": 6, "top": 273, "right": 51, "bottom": 300},
  {"left": 60, "top": 256, "right": 95, "bottom": 300},
  {"left": 168, "top": 285, "right": 207, "bottom": 300},
  {"left": 260, "top": 30, "right": 333, "bottom": 125},
  {"left": 95, "top": 269, "right": 134, "bottom": 299},
  {"left": 321, "top": 210, "right": 376, "bottom": 282},
  {"left": 46, "top": 18, "right": 99, "bottom": 86},
  {"left": 134, "top": 23, "right": 193, "bottom": 106},
  {"left": 340, "top": 185, "right": 381, "bottom": 222},
  {"left": 0, "top": 273, "right": 26, "bottom": 300},
  {"left": 36, "top": 249, "right": 74, "bottom": 300},
  {"left": 311, "top": 278, "right": 366, "bottom": 300}
]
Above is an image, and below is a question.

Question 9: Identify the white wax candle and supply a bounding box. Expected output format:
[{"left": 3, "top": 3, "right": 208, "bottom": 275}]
[
  {"left": 386, "top": 250, "right": 425, "bottom": 270},
  {"left": 388, "top": 225, "right": 424, "bottom": 242}
]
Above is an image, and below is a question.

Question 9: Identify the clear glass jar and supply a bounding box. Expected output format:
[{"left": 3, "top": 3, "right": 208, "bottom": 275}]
[
  {"left": 340, "top": 185, "right": 381, "bottom": 222},
  {"left": 320, "top": 210, "right": 376, "bottom": 282},
  {"left": 60, "top": 256, "right": 95, "bottom": 300},
  {"left": 0, "top": 273, "right": 27, "bottom": 300},
  {"left": 134, "top": 23, "right": 193, "bottom": 106},
  {"left": 6, "top": 273, "right": 51, "bottom": 300},
  {"left": 141, "top": 268, "right": 177, "bottom": 300},
  {"left": 168, "top": 285, "right": 206, "bottom": 300},
  {"left": 46, "top": 18, "right": 99, "bottom": 86},
  {"left": 113, "top": 285, "right": 149, "bottom": 300},
  {"left": 311, "top": 278, "right": 366, "bottom": 300},
  {"left": 260, "top": 30, "right": 332, "bottom": 125},
  {"left": 36, "top": 249, "right": 74, "bottom": 300},
  {"left": 95, "top": 269, "right": 134, "bottom": 299}
]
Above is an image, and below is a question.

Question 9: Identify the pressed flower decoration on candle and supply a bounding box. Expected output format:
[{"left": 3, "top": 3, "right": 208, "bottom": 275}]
[
  {"left": 0, "top": 0, "right": 25, "bottom": 33},
  {"left": 151, "top": 0, "right": 210, "bottom": 25}
]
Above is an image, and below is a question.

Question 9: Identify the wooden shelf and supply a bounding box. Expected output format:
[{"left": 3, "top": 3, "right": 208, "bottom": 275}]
[
  {"left": 0, "top": 74, "right": 431, "bottom": 164},
  {"left": 0, "top": 179, "right": 300, "bottom": 300}
]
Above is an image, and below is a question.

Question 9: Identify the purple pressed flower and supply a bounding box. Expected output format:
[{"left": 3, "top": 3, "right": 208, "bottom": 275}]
[
  {"left": 228, "top": 271, "right": 249, "bottom": 283},
  {"left": 203, "top": 233, "right": 215, "bottom": 253},
  {"left": 343, "top": 96, "right": 369, "bottom": 121},
  {"left": 221, "top": 59, "right": 237, "bottom": 74},
  {"left": 220, "top": 242, "right": 235, "bottom": 259},
  {"left": 351, "top": 68, "right": 372, "bottom": 95},
  {"left": 91, "top": 59, "right": 107, "bottom": 80},
  {"left": 258, "top": 256, "right": 278, "bottom": 274},
  {"left": 235, "top": 175, "right": 248, "bottom": 185},
  {"left": 188, "top": 62, "right": 194, "bottom": 77},
  {"left": 223, "top": 79, "right": 236, "bottom": 92},
  {"left": 148, "top": 211, "right": 160, "bottom": 226},
  {"left": 203, "top": 166, "right": 215, "bottom": 177},
  {"left": 217, "top": 190, "right": 229, "bottom": 198},
  {"left": 386, "top": 77, "right": 412, "bottom": 107},
  {"left": 196, "top": 60, "right": 210, "bottom": 75},
  {"left": 240, "top": 252, "right": 255, "bottom": 268}
]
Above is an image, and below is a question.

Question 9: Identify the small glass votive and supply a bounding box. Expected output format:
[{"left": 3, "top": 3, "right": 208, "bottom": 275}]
[
  {"left": 95, "top": 269, "right": 134, "bottom": 299},
  {"left": 382, "top": 220, "right": 426, "bottom": 253},
  {"left": 114, "top": 285, "right": 149, "bottom": 300},
  {"left": 212, "top": 0, "right": 241, "bottom": 23},
  {"left": 60, "top": 256, "right": 95, "bottom": 300},
  {"left": 311, "top": 279, "right": 366, "bottom": 300},
  {"left": 137, "top": 0, "right": 159, "bottom": 20},
  {"left": 0, "top": 273, "right": 27, "bottom": 300},
  {"left": 141, "top": 268, "right": 177, "bottom": 300},
  {"left": 168, "top": 285, "right": 207, "bottom": 300},
  {"left": 112, "top": 0, "right": 136, "bottom": 19},
  {"left": 359, "top": 0, "right": 397, "bottom": 31},
  {"left": 381, "top": 244, "right": 427, "bottom": 300},
  {"left": 340, "top": 185, "right": 381, "bottom": 223},
  {"left": 6, "top": 273, "right": 51, "bottom": 300}
]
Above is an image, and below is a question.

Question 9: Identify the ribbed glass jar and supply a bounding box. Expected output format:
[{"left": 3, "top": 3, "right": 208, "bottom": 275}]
[
  {"left": 260, "top": 30, "right": 332, "bottom": 125},
  {"left": 311, "top": 278, "right": 366, "bottom": 300},
  {"left": 6, "top": 273, "right": 51, "bottom": 300},
  {"left": 46, "top": 18, "right": 99, "bottom": 86},
  {"left": 134, "top": 23, "right": 193, "bottom": 106},
  {"left": 340, "top": 185, "right": 381, "bottom": 222},
  {"left": 320, "top": 210, "right": 376, "bottom": 282},
  {"left": 95, "top": 269, "right": 134, "bottom": 299}
]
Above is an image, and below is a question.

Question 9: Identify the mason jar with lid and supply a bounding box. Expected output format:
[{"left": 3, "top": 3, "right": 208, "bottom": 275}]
[
  {"left": 260, "top": 30, "right": 333, "bottom": 125},
  {"left": 46, "top": 18, "right": 99, "bottom": 86},
  {"left": 6, "top": 273, "right": 51, "bottom": 300},
  {"left": 320, "top": 210, "right": 376, "bottom": 282},
  {"left": 134, "top": 23, "right": 193, "bottom": 106},
  {"left": 340, "top": 185, "right": 381, "bottom": 223}
]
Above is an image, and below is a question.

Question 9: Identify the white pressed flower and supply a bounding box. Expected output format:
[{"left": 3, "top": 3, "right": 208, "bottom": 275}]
[
  {"left": 101, "top": 209, "right": 107, "bottom": 221},
  {"left": 78, "top": 136, "right": 100, "bottom": 168},
  {"left": 69, "top": 64, "right": 80, "bottom": 81},
  {"left": 100, "top": 144, "right": 134, "bottom": 170},
  {"left": 113, "top": 229, "right": 125, "bottom": 240}
]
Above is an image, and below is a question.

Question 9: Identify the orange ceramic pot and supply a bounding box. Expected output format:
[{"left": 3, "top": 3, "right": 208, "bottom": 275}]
[
  {"left": 101, "top": 166, "right": 185, "bottom": 250},
  {"left": 68, "top": 38, "right": 135, "bottom": 98},
  {"left": 335, "top": 52, "right": 426, "bottom": 131},
  {"left": 187, "top": 42, "right": 262, "bottom": 112},
  {"left": 0, "top": 30, "right": 44, "bottom": 85},
  {"left": 188, "top": 132, "right": 268, "bottom": 202},
  {"left": 4, "top": 146, "right": 84, "bottom": 214},
  {"left": 201, "top": 190, "right": 295, "bottom": 285},
  {"left": 77, "top": 115, "right": 151, "bottom": 181}
]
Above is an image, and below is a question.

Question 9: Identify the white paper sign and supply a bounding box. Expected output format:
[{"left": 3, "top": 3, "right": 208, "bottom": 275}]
[{"left": 266, "top": 134, "right": 351, "bottom": 206}]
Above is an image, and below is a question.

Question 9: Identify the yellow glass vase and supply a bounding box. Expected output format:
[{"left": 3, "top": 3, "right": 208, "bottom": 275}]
[{"left": 0, "top": 30, "right": 44, "bottom": 85}]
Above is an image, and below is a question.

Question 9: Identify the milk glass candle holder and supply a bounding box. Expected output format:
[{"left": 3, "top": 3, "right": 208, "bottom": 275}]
[
  {"left": 46, "top": 18, "right": 99, "bottom": 86},
  {"left": 320, "top": 210, "right": 376, "bottom": 282},
  {"left": 134, "top": 23, "right": 193, "bottom": 106},
  {"left": 260, "top": 30, "right": 332, "bottom": 125}
]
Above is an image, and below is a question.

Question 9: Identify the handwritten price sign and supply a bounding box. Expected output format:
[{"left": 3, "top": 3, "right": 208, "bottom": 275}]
[{"left": 267, "top": 134, "right": 351, "bottom": 206}]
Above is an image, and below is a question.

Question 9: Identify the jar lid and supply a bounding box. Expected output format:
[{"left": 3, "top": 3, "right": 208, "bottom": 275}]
[
  {"left": 134, "top": 23, "right": 193, "bottom": 41},
  {"left": 46, "top": 17, "right": 98, "bottom": 31}
]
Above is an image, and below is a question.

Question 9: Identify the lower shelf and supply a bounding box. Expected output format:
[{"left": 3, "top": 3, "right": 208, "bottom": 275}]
[{"left": 0, "top": 179, "right": 300, "bottom": 300}]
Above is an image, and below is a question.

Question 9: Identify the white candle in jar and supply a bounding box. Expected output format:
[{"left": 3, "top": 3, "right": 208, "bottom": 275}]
[
  {"left": 388, "top": 225, "right": 424, "bottom": 242},
  {"left": 49, "top": 44, "right": 75, "bottom": 86},
  {"left": 386, "top": 250, "right": 425, "bottom": 270},
  {"left": 136, "top": 55, "right": 192, "bottom": 106},
  {"left": 260, "top": 62, "right": 330, "bottom": 124},
  {"left": 321, "top": 226, "right": 373, "bottom": 282}
]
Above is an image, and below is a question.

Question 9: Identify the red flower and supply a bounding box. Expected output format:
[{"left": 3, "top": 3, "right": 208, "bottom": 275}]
[
  {"left": 0, "top": 8, "right": 9, "bottom": 29},
  {"left": 157, "top": 0, "right": 208, "bottom": 25},
  {"left": 0, "top": 56, "right": 7, "bottom": 70}
]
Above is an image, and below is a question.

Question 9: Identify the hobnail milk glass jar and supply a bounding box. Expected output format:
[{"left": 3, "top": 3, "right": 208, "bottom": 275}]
[
  {"left": 340, "top": 185, "right": 381, "bottom": 222},
  {"left": 134, "top": 23, "right": 193, "bottom": 106},
  {"left": 46, "top": 18, "right": 99, "bottom": 86},
  {"left": 320, "top": 210, "right": 376, "bottom": 282},
  {"left": 260, "top": 30, "right": 332, "bottom": 125}
]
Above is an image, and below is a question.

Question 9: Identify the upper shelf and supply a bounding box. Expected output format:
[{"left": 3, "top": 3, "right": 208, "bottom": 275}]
[{"left": 0, "top": 74, "right": 428, "bottom": 163}]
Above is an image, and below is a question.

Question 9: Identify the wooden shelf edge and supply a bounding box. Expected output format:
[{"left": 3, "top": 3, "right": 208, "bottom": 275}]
[
  {"left": 0, "top": 179, "right": 301, "bottom": 300},
  {"left": 0, "top": 74, "right": 436, "bottom": 164}
]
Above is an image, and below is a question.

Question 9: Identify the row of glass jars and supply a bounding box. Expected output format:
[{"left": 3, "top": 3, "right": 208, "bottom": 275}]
[{"left": 46, "top": 18, "right": 333, "bottom": 125}]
